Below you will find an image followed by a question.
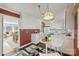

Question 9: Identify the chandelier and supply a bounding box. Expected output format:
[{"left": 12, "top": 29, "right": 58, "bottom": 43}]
[{"left": 38, "top": 4, "right": 54, "bottom": 21}]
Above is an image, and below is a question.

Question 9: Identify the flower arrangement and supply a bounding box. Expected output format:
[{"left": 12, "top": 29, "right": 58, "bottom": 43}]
[{"left": 45, "top": 33, "right": 53, "bottom": 41}]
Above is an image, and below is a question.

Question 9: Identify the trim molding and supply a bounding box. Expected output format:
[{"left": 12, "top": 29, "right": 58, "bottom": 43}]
[
  {"left": 19, "top": 42, "right": 32, "bottom": 49},
  {"left": 0, "top": 8, "right": 20, "bottom": 18}
]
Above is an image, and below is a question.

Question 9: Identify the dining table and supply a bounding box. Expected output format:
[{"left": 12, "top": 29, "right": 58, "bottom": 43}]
[{"left": 40, "top": 39, "right": 52, "bottom": 54}]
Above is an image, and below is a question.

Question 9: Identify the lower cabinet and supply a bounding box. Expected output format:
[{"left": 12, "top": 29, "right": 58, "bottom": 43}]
[
  {"left": 20, "top": 29, "right": 40, "bottom": 46},
  {"left": 31, "top": 33, "right": 41, "bottom": 44}
]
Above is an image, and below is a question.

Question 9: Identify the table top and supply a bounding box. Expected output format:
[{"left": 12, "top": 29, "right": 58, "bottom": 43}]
[{"left": 40, "top": 39, "right": 52, "bottom": 44}]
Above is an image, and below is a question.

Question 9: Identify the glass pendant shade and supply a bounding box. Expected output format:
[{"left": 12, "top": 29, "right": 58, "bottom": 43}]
[
  {"left": 43, "top": 11, "right": 54, "bottom": 20},
  {"left": 38, "top": 4, "right": 54, "bottom": 21}
]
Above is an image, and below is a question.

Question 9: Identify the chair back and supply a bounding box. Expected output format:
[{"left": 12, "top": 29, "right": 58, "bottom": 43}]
[{"left": 51, "top": 35, "right": 65, "bottom": 47}]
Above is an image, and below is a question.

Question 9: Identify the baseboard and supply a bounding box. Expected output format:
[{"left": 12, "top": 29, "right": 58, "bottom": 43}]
[{"left": 19, "top": 42, "right": 32, "bottom": 49}]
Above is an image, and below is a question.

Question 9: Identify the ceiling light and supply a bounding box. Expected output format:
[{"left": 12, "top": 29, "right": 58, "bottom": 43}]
[{"left": 38, "top": 4, "right": 54, "bottom": 21}]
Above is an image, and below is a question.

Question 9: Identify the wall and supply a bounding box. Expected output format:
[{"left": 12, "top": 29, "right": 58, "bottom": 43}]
[
  {"left": 21, "top": 12, "right": 42, "bottom": 29},
  {"left": 66, "top": 5, "right": 74, "bottom": 37},
  {"left": 62, "top": 4, "right": 74, "bottom": 55},
  {"left": 0, "top": 3, "right": 3, "bottom": 55},
  {"left": 0, "top": 14, "right": 2, "bottom": 56}
]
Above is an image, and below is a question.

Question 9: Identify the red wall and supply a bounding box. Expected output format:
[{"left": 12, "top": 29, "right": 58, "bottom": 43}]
[{"left": 20, "top": 29, "right": 40, "bottom": 46}]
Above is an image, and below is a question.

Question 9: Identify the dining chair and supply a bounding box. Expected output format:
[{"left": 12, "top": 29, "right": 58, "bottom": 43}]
[{"left": 50, "top": 35, "right": 64, "bottom": 55}]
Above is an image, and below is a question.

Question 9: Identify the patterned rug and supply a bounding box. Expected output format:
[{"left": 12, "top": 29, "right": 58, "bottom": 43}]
[
  {"left": 17, "top": 44, "right": 61, "bottom": 56},
  {"left": 14, "top": 43, "right": 71, "bottom": 56}
]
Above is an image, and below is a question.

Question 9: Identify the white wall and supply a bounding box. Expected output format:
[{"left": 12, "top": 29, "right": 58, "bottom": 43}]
[
  {"left": 0, "top": 3, "right": 3, "bottom": 56},
  {"left": 62, "top": 4, "right": 74, "bottom": 55},
  {"left": 0, "top": 3, "right": 3, "bottom": 7},
  {"left": 3, "top": 15, "right": 19, "bottom": 24},
  {"left": 0, "top": 14, "right": 2, "bottom": 56},
  {"left": 21, "top": 12, "right": 42, "bottom": 29},
  {"left": 66, "top": 5, "right": 74, "bottom": 36}
]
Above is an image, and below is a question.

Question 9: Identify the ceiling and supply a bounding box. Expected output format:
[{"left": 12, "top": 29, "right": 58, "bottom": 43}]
[{"left": 1, "top": 3, "right": 74, "bottom": 19}]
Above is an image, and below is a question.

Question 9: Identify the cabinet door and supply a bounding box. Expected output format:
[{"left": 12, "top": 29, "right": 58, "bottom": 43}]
[
  {"left": 20, "top": 30, "right": 31, "bottom": 46},
  {"left": 31, "top": 33, "right": 40, "bottom": 44}
]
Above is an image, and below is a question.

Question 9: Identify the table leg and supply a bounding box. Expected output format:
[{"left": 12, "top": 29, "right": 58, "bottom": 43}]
[{"left": 46, "top": 44, "right": 47, "bottom": 54}]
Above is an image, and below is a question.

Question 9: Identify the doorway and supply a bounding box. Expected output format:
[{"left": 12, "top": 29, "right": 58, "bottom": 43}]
[{"left": 2, "top": 15, "right": 20, "bottom": 55}]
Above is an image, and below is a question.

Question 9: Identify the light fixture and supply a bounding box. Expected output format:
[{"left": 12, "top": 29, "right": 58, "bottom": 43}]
[{"left": 38, "top": 4, "right": 54, "bottom": 21}]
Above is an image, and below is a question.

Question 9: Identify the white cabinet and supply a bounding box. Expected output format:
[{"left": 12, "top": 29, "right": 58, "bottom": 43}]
[{"left": 31, "top": 33, "right": 41, "bottom": 44}]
